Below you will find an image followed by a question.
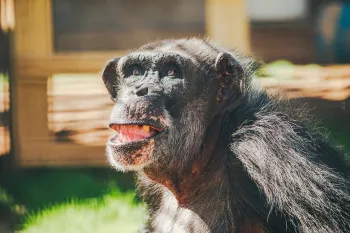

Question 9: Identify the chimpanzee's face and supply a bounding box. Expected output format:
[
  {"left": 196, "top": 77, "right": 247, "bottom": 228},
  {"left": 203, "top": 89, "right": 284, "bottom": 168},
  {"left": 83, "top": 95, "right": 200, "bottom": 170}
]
[
  {"left": 102, "top": 40, "right": 244, "bottom": 172},
  {"left": 105, "top": 52, "right": 198, "bottom": 171}
]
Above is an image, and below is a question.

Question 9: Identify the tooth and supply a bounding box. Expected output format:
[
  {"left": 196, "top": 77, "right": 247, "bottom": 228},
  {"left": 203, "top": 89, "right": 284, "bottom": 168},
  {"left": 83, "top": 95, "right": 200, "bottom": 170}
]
[
  {"left": 143, "top": 125, "right": 150, "bottom": 132},
  {"left": 111, "top": 125, "right": 119, "bottom": 132}
]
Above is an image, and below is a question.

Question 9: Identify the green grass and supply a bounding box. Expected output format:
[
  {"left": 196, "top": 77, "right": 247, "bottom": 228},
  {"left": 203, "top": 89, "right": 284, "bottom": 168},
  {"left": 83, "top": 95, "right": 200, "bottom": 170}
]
[
  {"left": 21, "top": 192, "right": 145, "bottom": 233},
  {"left": 0, "top": 72, "right": 9, "bottom": 82},
  {"left": 0, "top": 168, "right": 146, "bottom": 233},
  {"left": 0, "top": 72, "right": 9, "bottom": 93},
  {"left": 256, "top": 60, "right": 322, "bottom": 80},
  {"left": 0, "top": 136, "right": 348, "bottom": 233},
  {"left": 320, "top": 118, "right": 350, "bottom": 155}
]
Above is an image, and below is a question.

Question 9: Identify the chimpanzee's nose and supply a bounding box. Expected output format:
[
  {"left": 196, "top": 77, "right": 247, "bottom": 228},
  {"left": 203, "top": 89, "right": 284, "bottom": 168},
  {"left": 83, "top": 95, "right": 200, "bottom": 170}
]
[{"left": 135, "top": 87, "right": 149, "bottom": 96}]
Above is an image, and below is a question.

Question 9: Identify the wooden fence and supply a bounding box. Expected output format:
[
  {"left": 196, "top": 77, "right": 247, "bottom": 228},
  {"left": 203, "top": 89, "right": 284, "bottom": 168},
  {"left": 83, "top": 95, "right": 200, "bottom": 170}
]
[{"left": 12, "top": 0, "right": 250, "bottom": 166}]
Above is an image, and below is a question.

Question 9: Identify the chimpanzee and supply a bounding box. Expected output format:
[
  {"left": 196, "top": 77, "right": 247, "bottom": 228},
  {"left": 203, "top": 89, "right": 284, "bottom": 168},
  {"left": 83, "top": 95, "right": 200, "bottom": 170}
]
[{"left": 102, "top": 38, "right": 350, "bottom": 233}]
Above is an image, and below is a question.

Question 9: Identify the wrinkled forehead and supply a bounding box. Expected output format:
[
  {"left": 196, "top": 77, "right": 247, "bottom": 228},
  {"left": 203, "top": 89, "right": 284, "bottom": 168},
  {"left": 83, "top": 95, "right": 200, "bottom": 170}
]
[{"left": 118, "top": 51, "right": 197, "bottom": 70}]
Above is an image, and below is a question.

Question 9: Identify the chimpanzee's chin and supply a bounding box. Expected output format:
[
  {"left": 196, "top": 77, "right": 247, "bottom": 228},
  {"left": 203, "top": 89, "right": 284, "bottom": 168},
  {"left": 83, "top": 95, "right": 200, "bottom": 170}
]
[{"left": 106, "top": 139, "right": 155, "bottom": 171}]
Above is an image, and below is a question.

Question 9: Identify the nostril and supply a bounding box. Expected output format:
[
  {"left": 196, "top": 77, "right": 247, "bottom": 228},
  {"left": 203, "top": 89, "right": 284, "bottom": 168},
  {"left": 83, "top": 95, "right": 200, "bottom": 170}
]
[{"left": 136, "top": 87, "right": 149, "bottom": 96}]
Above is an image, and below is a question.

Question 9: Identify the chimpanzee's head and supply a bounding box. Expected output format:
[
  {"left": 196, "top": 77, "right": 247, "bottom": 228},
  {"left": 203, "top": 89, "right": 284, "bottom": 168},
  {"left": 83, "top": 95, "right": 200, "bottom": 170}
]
[{"left": 102, "top": 38, "right": 247, "bottom": 172}]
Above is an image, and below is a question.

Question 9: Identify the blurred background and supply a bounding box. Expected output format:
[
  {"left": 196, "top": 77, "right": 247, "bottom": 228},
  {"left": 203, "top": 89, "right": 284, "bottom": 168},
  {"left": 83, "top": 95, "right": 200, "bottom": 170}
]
[{"left": 0, "top": 0, "right": 349, "bottom": 232}]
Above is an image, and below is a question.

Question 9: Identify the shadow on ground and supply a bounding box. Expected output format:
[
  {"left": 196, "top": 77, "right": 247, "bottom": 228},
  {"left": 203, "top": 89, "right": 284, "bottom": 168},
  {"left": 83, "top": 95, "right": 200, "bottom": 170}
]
[{"left": 1, "top": 167, "right": 138, "bottom": 210}]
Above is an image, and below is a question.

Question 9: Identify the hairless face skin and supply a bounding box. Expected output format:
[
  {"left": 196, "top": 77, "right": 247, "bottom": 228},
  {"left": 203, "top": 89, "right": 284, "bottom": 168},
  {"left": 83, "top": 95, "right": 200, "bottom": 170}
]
[{"left": 102, "top": 38, "right": 350, "bottom": 233}]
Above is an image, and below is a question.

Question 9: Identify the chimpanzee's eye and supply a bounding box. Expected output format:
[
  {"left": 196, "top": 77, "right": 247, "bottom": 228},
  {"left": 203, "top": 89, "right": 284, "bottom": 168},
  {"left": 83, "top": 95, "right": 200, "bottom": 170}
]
[
  {"left": 167, "top": 69, "right": 175, "bottom": 76},
  {"left": 132, "top": 67, "right": 142, "bottom": 76},
  {"left": 165, "top": 67, "right": 180, "bottom": 77}
]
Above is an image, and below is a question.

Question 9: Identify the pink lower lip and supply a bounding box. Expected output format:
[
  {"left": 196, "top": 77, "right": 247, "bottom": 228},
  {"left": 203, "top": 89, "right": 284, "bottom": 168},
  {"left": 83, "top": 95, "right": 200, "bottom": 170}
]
[{"left": 110, "top": 124, "right": 161, "bottom": 143}]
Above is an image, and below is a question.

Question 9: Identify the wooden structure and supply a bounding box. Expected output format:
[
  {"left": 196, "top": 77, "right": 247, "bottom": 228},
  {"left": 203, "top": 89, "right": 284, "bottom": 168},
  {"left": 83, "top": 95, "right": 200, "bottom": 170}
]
[{"left": 12, "top": 0, "right": 250, "bottom": 166}]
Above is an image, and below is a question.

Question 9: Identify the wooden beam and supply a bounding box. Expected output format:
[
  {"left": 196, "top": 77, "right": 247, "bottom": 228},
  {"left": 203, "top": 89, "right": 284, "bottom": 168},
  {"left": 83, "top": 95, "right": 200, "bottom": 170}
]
[
  {"left": 19, "top": 144, "right": 106, "bottom": 167},
  {"left": 205, "top": 0, "right": 251, "bottom": 53},
  {"left": 14, "top": 52, "right": 126, "bottom": 77}
]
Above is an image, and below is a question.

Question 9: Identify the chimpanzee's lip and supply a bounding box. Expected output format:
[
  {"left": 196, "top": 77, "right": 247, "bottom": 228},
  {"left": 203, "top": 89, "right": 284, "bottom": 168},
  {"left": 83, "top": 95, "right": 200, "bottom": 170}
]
[{"left": 108, "top": 122, "right": 167, "bottom": 146}]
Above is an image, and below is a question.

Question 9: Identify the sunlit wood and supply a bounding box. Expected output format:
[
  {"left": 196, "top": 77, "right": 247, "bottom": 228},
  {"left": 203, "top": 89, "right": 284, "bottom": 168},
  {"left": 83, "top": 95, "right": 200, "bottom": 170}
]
[
  {"left": 205, "top": 0, "right": 251, "bottom": 53},
  {"left": 0, "top": 0, "right": 15, "bottom": 32}
]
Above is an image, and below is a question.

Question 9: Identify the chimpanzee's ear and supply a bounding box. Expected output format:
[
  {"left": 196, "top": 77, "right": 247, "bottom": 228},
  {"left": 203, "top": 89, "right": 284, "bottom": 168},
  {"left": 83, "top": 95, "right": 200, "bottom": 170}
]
[
  {"left": 215, "top": 52, "right": 244, "bottom": 103},
  {"left": 102, "top": 58, "right": 120, "bottom": 100}
]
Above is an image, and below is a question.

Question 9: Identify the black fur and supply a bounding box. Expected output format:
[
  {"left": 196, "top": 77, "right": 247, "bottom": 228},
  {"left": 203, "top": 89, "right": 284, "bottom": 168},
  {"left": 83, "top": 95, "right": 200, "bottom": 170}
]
[{"left": 102, "top": 38, "right": 350, "bottom": 233}]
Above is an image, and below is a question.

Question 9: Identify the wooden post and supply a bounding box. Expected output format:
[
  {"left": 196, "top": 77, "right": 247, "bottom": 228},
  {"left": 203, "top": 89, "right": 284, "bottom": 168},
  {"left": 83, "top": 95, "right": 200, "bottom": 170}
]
[
  {"left": 12, "top": 0, "right": 110, "bottom": 166},
  {"left": 205, "top": 0, "right": 251, "bottom": 54},
  {"left": 12, "top": 0, "right": 52, "bottom": 165}
]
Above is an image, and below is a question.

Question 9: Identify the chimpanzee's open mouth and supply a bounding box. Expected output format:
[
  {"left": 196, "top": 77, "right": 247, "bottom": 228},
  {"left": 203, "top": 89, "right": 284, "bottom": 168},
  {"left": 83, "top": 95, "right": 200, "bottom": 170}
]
[{"left": 109, "top": 124, "right": 165, "bottom": 144}]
